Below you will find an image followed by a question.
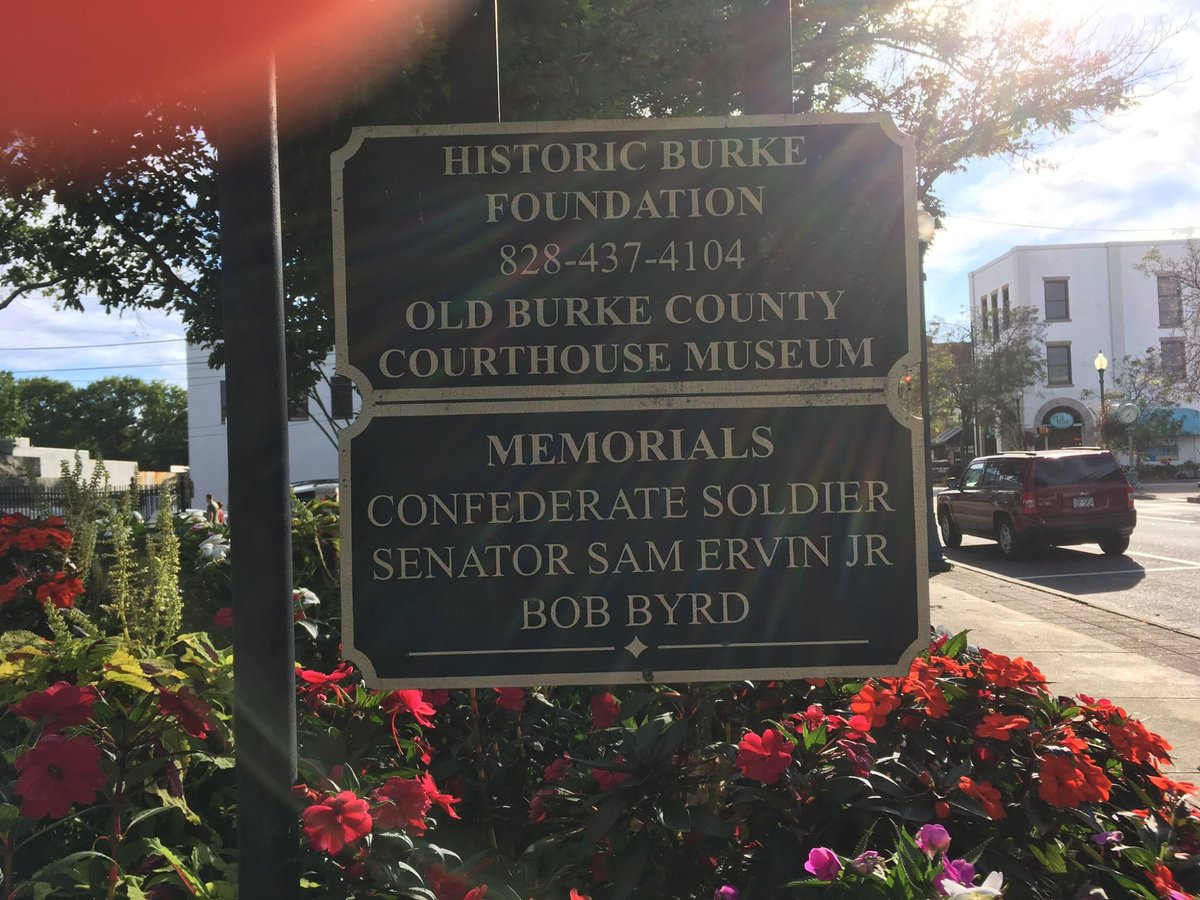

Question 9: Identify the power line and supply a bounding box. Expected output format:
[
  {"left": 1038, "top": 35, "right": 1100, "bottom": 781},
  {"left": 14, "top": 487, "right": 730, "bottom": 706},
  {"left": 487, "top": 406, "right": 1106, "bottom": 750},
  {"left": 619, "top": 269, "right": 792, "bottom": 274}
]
[
  {"left": 0, "top": 336, "right": 186, "bottom": 351},
  {"left": 945, "top": 214, "right": 1195, "bottom": 234},
  {"left": 7, "top": 361, "right": 187, "bottom": 374}
]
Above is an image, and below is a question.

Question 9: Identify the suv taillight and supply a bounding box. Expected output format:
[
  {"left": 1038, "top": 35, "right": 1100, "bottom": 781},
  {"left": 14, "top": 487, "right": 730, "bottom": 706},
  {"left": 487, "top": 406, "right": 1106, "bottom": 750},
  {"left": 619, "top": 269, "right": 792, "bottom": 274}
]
[
  {"left": 1021, "top": 491, "right": 1037, "bottom": 514},
  {"left": 1127, "top": 484, "right": 1135, "bottom": 510}
]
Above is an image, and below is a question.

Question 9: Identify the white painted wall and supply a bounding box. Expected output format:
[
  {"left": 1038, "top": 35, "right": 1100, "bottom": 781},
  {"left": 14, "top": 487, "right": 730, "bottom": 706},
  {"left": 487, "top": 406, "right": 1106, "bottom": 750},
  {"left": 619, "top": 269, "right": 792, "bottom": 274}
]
[{"left": 186, "top": 346, "right": 350, "bottom": 509}]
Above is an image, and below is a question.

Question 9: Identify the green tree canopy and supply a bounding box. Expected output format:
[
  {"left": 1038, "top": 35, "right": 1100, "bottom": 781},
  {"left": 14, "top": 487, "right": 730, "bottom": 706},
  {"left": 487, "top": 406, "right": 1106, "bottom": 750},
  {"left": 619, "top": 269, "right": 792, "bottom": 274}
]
[
  {"left": 0, "top": 371, "right": 28, "bottom": 440},
  {"left": 0, "top": 0, "right": 1184, "bottom": 394},
  {"left": 15, "top": 376, "right": 187, "bottom": 470},
  {"left": 1107, "top": 349, "right": 1186, "bottom": 455}
]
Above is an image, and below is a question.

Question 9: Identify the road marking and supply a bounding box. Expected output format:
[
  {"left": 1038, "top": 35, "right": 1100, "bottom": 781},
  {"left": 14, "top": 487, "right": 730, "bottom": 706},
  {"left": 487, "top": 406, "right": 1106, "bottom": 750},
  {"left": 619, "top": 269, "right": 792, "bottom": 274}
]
[
  {"left": 1136, "top": 514, "right": 1200, "bottom": 523},
  {"left": 1023, "top": 565, "right": 1200, "bottom": 580},
  {"left": 1127, "top": 550, "right": 1200, "bottom": 566}
]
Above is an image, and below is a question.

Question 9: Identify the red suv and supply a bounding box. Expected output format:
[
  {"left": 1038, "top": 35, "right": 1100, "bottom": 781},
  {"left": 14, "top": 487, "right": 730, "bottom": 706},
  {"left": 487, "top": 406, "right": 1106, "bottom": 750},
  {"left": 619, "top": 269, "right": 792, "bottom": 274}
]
[{"left": 936, "top": 448, "right": 1136, "bottom": 559}]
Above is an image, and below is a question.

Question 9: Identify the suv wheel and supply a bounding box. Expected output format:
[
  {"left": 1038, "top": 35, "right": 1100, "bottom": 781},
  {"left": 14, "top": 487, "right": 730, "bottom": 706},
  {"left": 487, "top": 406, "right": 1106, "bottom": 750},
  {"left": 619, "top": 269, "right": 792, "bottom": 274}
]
[
  {"left": 1099, "top": 534, "right": 1130, "bottom": 556},
  {"left": 938, "top": 510, "right": 962, "bottom": 548},
  {"left": 996, "top": 518, "right": 1024, "bottom": 560}
]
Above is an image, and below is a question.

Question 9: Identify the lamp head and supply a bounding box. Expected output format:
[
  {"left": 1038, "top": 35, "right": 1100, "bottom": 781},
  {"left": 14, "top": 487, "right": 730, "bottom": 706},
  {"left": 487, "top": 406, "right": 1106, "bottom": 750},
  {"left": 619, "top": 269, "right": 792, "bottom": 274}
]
[{"left": 1094, "top": 351, "right": 1108, "bottom": 373}]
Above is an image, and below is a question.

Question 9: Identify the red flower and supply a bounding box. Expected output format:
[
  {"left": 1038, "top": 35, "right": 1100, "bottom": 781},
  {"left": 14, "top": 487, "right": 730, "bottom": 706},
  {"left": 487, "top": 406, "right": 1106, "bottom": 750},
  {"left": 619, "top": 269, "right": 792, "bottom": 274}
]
[
  {"left": 296, "top": 662, "right": 354, "bottom": 704},
  {"left": 493, "top": 687, "right": 525, "bottom": 712},
  {"left": 420, "top": 772, "right": 461, "bottom": 819},
  {"left": 901, "top": 661, "right": 950, "bottom": 718},
  {"left": 1105, "top": 715, "right": 1173, "bottom": 766},
  {"left": 426, "top": 863, "right": 487, "bottom": 900},
  {"left": 981, "top": 652, "right": 1046, "bottom": 690},
  {"left": 544, "top": 755, "right": 572, "bottom": 783},
  {"left": 1147, "top": 774, "right": 1199, "bottom": 797},
  {"left": 1148, "top": 861, "right": 1186, "bottom": 899},
  {"left": 529, "top": 787, "right": 554, "bottom": 823},
  {"left": 589, "top": 692, "right": 620, "bottom": 729},
  {"left": 793, "top": 703, "right": 827, "bottom": 732},
  {"left": 371, "top": 776, "right": 432, "bottom": 833},
  {"left": 849, "top": 683, "right": 899, "bottom": 727},
  {"left": 959, "top": 776, "right": 1006, "bottom": 820},
  {"left": 157, "top": 687, "right": 213, "bottom": 739},
  {"left": 382, "top": 689, "right": 437, "bottom": 728},
  {"left": 14, "top": 734, "right": 107, "bottom": 819},
  {"left": 1037, "top": 751, "right": 1112, "bottom": 808},
  {"left": 974, "top": 712, "right": 1030, "bottom": 741},
  {"left": 593, "top": 755, "right": 633, "bottom": 791},
  {"left": 14, "top": 525, "right": 73, "bottom": 552},
  {"left": 0, "top": 574, "right": 29, "bottom": 606},
  {"left": 35, "top": 572, "right": 84, "bottom": 609},
  {"left": 735, "top": 728, "right": 793, "bottom": 785},
  {"left": 11, "top": 681, "right": 99, "bottom": 733},
  {"left": 301, "top": 790, "right": 373, "bottom": 854},
  {"left": 212, "top": 607, "right": 234, "bottom": 628}
]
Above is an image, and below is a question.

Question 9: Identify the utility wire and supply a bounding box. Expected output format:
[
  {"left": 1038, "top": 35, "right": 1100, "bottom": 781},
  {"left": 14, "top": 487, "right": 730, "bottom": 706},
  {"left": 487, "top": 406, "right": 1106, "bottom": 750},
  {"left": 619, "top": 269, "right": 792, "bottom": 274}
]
[{"left": 0, "top": 336, "right": 185, "bottom": 351}]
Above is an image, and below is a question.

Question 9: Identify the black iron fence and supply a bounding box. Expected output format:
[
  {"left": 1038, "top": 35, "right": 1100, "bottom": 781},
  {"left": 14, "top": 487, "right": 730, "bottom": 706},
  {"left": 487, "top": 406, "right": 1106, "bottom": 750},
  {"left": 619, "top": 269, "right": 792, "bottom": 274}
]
[{"left": 0, "top": 479, "right": 192, "bottom": 520}]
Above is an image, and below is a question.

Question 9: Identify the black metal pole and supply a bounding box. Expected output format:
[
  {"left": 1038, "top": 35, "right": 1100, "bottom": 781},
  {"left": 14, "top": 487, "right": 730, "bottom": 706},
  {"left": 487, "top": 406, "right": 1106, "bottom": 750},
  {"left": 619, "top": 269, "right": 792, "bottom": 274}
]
[
  {"left": 737, "top": 0, "right": 793, "bottom": 114},
  {"left": 216, "top": 58, "right": 299, "bottom": 898},
  {"left": 920, "top": 242, "right": 950, "bottom": 572}
]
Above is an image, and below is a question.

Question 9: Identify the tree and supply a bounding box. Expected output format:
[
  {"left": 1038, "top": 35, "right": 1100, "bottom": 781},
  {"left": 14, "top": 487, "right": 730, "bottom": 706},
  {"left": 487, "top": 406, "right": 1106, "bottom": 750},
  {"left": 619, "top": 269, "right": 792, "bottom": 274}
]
[
  {"left": 1106, "top": 349, "right": 1185, "bottom": 462},
  {"left": 1, "top": 1, "right": 1185, "bottom": 396},
  {"left": 15, "top": 376, "right": 187, "bottom": 470},
  {"left": 0, "top": 370, "right": 28, "bottom": 440},
  {"left": 1140, "top": 240, "right": 1200, "bottom": 396},
  {"left": 929, "top": 307, "right": 1048, "bottom": 454}
]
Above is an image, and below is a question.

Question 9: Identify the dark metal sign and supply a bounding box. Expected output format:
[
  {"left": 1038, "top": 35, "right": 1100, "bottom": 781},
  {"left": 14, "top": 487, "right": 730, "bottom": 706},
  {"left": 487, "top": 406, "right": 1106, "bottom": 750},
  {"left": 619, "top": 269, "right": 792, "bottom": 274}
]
[{"left": 332, "top": 115, "right": 930, "bottom": 687}]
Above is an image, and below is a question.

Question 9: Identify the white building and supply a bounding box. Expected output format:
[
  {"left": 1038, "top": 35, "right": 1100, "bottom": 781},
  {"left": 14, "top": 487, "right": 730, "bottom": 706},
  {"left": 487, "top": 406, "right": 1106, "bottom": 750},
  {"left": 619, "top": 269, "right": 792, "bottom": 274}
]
[
  {"left": 968, "top": 240, "right": 1199, "bottom": 466},
  {"left": 186, "top": 345, "right": 353, "bottom": 505}
]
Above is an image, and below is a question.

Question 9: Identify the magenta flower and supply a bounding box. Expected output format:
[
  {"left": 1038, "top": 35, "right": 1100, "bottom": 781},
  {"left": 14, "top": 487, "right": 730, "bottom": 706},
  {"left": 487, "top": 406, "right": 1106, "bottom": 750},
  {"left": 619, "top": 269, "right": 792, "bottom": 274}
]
[
  {"left": 937, "top": 859, "right": 976, "bottom": 896},
  {"left": 916, "top": 823, "right": 951, "bottom": 857},
  {"left": 713, "top": 887, "right": 739, "bottom": 900},
  {"left": 804, "top": 847, "right": 842, "bottom": 881},
  {"left": 851, "top": 850, "right": 882, "bottom": 875}
]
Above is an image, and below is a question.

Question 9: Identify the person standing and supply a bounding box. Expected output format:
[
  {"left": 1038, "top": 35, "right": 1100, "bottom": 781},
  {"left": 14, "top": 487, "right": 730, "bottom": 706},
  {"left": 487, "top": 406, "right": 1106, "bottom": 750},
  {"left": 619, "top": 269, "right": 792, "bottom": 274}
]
[{"left": 205, "top": 493, "right": 218, "bottom": 523}]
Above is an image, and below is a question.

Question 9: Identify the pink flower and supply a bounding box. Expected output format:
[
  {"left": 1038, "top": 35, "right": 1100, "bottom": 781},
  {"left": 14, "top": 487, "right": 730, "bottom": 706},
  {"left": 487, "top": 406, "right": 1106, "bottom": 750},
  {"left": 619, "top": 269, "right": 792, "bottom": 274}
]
[
  {"left": 14, "top": 734, "right": 107, "bottom": 819},
  {"left": 301, "top": 790, "right": 372, "bottom": 854},
  {"left": 803, "top": 847, "right": 841, "bottom": 881},
  {"left": 936, "top": 859, "right": 976, "bottom": 896},
  {"left": 371, "top": 776, "right": 432, "bottom": 833},
  {"left": 212, "top": 607, "right": 233, "bottom": 628},
  {"left": 735, "top": 728, "right": 793, "bottom": 785},
  {"left": 916, "top": 823, "right": 951, "bottom": 857},
  {"left": 544, "top": 755, "right": 572, "bottom": 783}
]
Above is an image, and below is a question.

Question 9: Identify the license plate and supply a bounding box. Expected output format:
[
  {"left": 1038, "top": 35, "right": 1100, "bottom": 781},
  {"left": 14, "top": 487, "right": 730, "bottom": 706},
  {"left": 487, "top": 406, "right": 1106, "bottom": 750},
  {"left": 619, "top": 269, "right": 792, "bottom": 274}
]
[{"left": 1072, "top": 496, "right": 1094, "bottom": 509}]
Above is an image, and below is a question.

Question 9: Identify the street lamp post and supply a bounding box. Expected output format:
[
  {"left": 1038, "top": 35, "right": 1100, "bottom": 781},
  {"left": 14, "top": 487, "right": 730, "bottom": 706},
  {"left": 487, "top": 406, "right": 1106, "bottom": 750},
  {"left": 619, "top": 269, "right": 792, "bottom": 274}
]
[
  {"left": 917, "top": 203, "right": 949, "bottom": 573},
  {"left": 1094, "top": 351, "right": 1108, "bottom": 443}
]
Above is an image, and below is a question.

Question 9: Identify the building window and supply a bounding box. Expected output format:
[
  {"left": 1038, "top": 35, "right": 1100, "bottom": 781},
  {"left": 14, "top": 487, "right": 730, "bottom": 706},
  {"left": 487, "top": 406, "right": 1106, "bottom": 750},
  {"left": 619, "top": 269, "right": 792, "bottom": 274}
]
[
  {"left": 1158, "top": 274, "right": 1182, "bottom": 327},
  {"left": 1044, "top": 279, "right": 1069, "bottom": 321},
  {"left": 1001, "top": 285, "right": 1011, "bottom": 328},
  {"left": 330, "top": 375, "right": 354, "bottom": 419},
  {"left": 979, "top": 295, "right": 989, "bottom": 339},
  {"left": 1161, "top": 338, "right": 1186, "bottom": 381},
  {"left": 1047, "top": 342, "right": 1072, "bottom": 386},
  {"left": 289, "top": 394, "right": 310, "bottom": 422},
  {"left": 219, "top": 380, "right": 227, "bottom": 424},
  {"left": 990, "top": 290, "right": 1000, "bottom": 337}
]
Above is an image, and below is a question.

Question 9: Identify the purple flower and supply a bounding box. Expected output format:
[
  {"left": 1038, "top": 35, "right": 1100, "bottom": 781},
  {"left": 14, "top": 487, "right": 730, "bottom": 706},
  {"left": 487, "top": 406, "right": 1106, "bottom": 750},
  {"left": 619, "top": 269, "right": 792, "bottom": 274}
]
[
  {"left": 713, "top": 888, "right": 739, "bottom": 900},
  {"left": 804, "top": 847, "right": 842, "bottom": 881},
  {"left": 850, "top": 850, "right": 882, "bottom": 875},
  {"left": 936, "top": 859, "right": 976, "bottom": 896},
  {"left": 1091, "top": 829, "right": 1122, "bottom": 847},
  {"left": 916, "top": 823, "right": 951, "bottom": 857}
]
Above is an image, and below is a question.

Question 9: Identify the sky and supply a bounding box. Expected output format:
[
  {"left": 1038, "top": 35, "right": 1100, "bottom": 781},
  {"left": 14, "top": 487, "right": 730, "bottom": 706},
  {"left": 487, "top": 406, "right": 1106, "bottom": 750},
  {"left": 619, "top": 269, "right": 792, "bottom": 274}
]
[{"left": 1, "top": 0, "right": 1198, "bottom": 391}]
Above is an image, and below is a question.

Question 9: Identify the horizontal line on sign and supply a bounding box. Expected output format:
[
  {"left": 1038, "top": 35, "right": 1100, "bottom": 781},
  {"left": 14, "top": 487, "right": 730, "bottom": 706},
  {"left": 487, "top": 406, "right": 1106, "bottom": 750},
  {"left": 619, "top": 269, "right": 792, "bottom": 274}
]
[
  {"left": 366, "top": 376, "right": 888, "bottom": 405},
  {"left": 410, "top": 646, "right": 616, "bottom": 657},
  {"left": 660, "top": 639, "right": 870, "bottom": 650}
]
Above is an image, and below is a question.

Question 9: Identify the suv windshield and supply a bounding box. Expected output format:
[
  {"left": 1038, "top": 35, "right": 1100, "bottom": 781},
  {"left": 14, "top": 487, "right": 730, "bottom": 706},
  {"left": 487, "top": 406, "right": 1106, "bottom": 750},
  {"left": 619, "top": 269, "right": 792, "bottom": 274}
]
[{"left": 1033, "top": 455, "right": 1123, "bottom": 487}]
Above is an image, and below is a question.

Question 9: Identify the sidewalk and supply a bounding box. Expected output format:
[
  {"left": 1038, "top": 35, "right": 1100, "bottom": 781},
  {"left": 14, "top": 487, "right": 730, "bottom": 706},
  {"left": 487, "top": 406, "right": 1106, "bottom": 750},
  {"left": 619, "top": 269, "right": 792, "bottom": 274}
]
[{"left": 931, "top": 563, "right": 1200, "bottom": 782}]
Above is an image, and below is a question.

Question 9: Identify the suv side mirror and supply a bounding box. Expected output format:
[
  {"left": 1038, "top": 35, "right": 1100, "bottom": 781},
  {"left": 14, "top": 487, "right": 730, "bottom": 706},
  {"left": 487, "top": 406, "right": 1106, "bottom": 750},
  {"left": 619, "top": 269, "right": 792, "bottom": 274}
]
[{"left": 945, "top": 476, "right": 960, "bottom": 489}]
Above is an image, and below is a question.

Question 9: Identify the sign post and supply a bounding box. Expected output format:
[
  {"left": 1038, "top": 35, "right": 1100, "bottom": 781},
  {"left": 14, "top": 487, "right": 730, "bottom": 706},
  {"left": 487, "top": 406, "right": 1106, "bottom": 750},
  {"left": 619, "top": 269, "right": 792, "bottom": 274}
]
[{"left": 333, "top": 116, "right": 929, "bottom": 686}]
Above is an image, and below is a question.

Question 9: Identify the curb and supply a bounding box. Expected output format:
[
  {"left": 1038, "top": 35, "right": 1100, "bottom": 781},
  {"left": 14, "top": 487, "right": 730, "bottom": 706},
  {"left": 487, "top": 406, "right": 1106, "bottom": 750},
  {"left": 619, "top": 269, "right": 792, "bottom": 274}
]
[{"left": 938, "top": 560, "right": 1200, "bottom": 644}]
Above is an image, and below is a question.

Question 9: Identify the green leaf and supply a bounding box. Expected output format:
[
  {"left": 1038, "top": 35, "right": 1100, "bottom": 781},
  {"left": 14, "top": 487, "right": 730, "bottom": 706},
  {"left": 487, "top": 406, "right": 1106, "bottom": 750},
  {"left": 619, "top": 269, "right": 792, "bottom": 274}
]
[
  {"left": 686, "top": 806, "right": 734, "bottom": 839},
  {"left": 1027, "top": 840, "right": 1068, "bottom": 874},
  {"left": 611, "top": 830, "right": 652, "bottom": 900},
  {"left": 940, "top": 630, "right": 970, "bottom": 659},
  {"left": 580, "top": 796, "right": 628, "bottom": 854},
  {"left": 0, "top": 802, "right": 20, "bottom": 832},
  {"left": 658, "top": 797, "right": 691, "bottom": 832}
]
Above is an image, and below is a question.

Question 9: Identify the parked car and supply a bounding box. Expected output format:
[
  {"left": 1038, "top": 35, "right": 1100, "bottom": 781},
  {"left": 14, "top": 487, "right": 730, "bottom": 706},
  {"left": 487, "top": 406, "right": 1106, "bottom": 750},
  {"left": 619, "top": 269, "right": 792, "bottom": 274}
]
[
  {"left": 936, "top": 448, "right": 1136, "bottom": 559},
  {"left": 291, "top": 480, "right": 339, "bottom": 502}
]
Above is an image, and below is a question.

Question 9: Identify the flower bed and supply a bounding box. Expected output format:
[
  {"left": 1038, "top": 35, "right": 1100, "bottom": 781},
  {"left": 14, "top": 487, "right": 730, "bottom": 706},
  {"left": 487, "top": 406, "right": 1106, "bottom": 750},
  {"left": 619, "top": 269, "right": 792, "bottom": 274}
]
[{"left": 2, "top": 505, "right": 1197, "bottom": 899}]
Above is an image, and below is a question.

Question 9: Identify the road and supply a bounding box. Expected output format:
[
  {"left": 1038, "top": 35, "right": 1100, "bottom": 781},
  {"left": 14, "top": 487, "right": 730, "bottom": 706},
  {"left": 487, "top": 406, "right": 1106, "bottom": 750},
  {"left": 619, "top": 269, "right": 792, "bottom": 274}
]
[{"left": 938, "top": 489, "right": 1200, "bottom": 638}]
